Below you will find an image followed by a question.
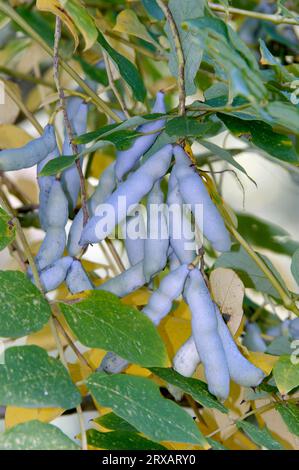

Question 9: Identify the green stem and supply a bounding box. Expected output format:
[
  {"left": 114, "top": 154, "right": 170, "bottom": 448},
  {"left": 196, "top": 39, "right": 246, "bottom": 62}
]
[
  {"left": 208, "top": 2, "right": 299, "bottom": 25},
  {"left": 0, "top": 65, "right": 54, "bottom": 88},
  {"left": 0, "top": 1, "right": 122, "bottom": 123},
  {"left": 228, "top": 224, "right": 299, "bottom": 317},
  {"left": 4, "top": 80, "right": 43, "bottom": 135}
]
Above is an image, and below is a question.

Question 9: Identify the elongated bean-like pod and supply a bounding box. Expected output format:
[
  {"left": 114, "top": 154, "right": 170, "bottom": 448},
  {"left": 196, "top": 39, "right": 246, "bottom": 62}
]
[
  {"left": 115, "top": 91, "right": 166, "bottom": 180},
  {"left": 97, "top": 260, "right": 146, "bottom": 297},
  {"left": 173, "top": 336, "right": 200, "bottom": 378},
  {"left": 98, "top": 352, "right": 129, "bottom": 374},
  {"left": 123, "top": 211, "right": 145, "bottom": 266},
  {"left": 215, "top": 306, "right": 264, "bottom": 387},
  {"left": 143, "top": 264, "right": 189, "bottom": 325},
  {"left": 39, "top": 257, "right": 73, "bottom": 292},
  {"left": 243, "top": 323, "right": 267, "bottom": 352},
  {"left": 185, "top": 268, "right": 230, "bottom": 400},
  {"left": 80, "top": 144, "right": 173, "bottom": 245},
  {"left": 36, "top": 227, "right": 66, "bottom": 271},
  {"left": 289, "top": 318, "right": 299, "bottom": 339},
  {"left": 168, "top": 249, "right": 181, "bottom": 271},
  {"left": 0, "top": 125, "right": 56, "bottom": 171},
  {"left": 46, "top": 180, "right": 69, "bottom": 228},
  {"left": 67, "top": 163, "right": 116, "bottom": 256},
  {"left": 167, "top": 170, "right": 196, "bottom": 264},
  {"left": 37, "top": 145, "right": 59, "bottom": 231},
  {"left": 143, "top": 179, "right": 169, "bottom": 281},
  {"left": 36, "top": 180, "right": 69, "bottom": 270},
  {"left": 173, "top": 145, "right": 231, "bottom": 252},
  {"left": 100, "top": 264, "right": 190, "bottom": 375},
  {"left": 66, "top": 259, "right": 94, "bottom": 294},
  {"left": 61, "top": 98, "right": 88, "bottom": 211}
]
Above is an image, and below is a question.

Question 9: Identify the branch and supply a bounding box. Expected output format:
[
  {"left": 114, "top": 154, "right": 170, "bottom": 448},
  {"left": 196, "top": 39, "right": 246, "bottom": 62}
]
[
  {"left": 0, "top": 1, "right": 122, "bottom": 124},
  {"left": 208, "top": 2, "right": 299, "bottom": 26},
  {"left": 102, "top": 51, "right": 130, "bottom": 119},
  {"left": 157, "top": 0, "right": 186, "bottom": 115},
  {"left": 53, "top": 17, "right": 89, "bottom": 227},
  {"left": 3, "top": 80, "right": 43, "bottom": 135}
]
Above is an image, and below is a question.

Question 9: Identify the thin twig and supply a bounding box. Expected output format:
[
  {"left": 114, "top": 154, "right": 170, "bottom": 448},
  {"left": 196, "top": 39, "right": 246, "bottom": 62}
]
[
  {"left": 0, "top": 1, "right": 122, "bottom": 123},
  {"left": 208, "top": 2, "right": 299, "bottom": 26},
  {"left": 53, "top": 17, "right": 89, "bottom": 226},
  {"left": 102, "top": 51, "right": 130, "bottom": 119},
  {"left": 53, "top": 313, "right": 96, "bottom": 372},
  {"left": 106, "top": 238, "right": 126, "bottom": 272},
  {"left": 3, "top": 80, "right": 43, "bottom": 135},
  {"left": 0, "top": 65, "right": 54, "bottom": 88},
  {"left": 157, "top": 0, "right": 186, "bottom": 115},
  {"left": 0, "top": 173, "right": 31, "bottom": 205}
]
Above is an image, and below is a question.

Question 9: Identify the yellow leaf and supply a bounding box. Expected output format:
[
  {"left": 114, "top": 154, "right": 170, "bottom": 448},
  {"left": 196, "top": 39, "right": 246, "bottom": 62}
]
[
  {"left": 62, "top": 0, "right": 98, "bottom": 51},
  {"left": 114, "top": 10, "right": 159, "bottom": 47},
  {"left": 36, "top": 0, "right": 79, "bottom": 50},
  {"left": 159, "top": 316, "right": 191, "bottom": 359},
  {"left": 244, "top": 351, "right": 278, "bottom": 375},
  {"left": 5, "top": 406, "right": 63, "bottom": 429},
  {"left": 0, "top": 125, "right": 32, "bottom": 149},
  {"left": 126, "top": 364, "right": 151, "bottom": 377},
  {"left": 90, "top": 149, "right": 115, "bottom": 179},
  {"left": 210, "top": 267, "right": 244, "bottom": 335},
  {"left": 122, "top": 288, "right": 150, "bottom": 307},
  {"left": 0, "top": 81, "right": 20, "bottom": 125}
]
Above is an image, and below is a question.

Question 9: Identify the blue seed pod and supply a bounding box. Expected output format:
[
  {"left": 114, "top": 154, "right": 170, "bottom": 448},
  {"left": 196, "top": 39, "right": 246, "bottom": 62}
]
[
  {"left": 36, "top": 227, "right": 66, "bottom": 271},
  {"left": 122, "top": 211, "right": 145, "bottom": 266},
  {"left": 37, "top": 145, "right": 59, "bottom": 231},
  {"left": 0, "top": 125, "right": 56, "bottom": 171},
  {"left": 266, "top": 325, "right": 282, "bottom": 337},
  {"left": 243, "top": 322, "right": 267, "bottom": 352},
  {"left": 80, "top": 144, "right": 173, "bottom": 245},
  {"left": 168, "top": 249, "right": 181, "bottom": 271},
  {"left": 185, "top": 268, "right": 230, "bottom": 400},
  {"left": 67, "top": 163, "right": 116, "bottom": 257},
  {"left": 173, "top": 145, "right": 231, "bottom": 252},
  {"left": 143, "top": 264, "right": 189, "bottom": 325},
  {"left": 115, "top": 91, "right": 166, "bottom": 180},
  {"left": 98, "top": 352, "right": 129, "bottom": 374},
  {"left": 167, "top": 170, "right": 196, "bottom": 264},
  {"left": 143, "top": 179, "right": 169, "bottom": 281},
  {"left": 173, "top": 336, "right": 200, "bottom": 378},
  {"left": 46, "top": 180, "right": 69, "bottom": 228},
  {"left": 66, "top": 259, "right": 94, "bottom": 294},
  {"left": 61, "top": 98, "right": 88, "bottom": 211},
  {"left": 289, "top": 318, "right": 299, "bottom": 340},
  {"left": 215, "top": 306, "right": 265, "bottom": 387},
  {"left": 98, "top": 260, "right": 146, "bottom": 297},
  {"left": 39, "top": 256, "right": 73, "bottom": 292}
]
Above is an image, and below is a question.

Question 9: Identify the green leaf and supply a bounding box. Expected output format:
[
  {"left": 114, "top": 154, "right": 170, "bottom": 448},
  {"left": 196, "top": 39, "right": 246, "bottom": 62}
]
[
  {"left": 0, "top": 345, "right": 81, "bottom": 409},
  {"left": 218, "top": 114, "right": 298, "bottom": 163},
  {"left": 0, "top": 207, "right": 16, "bottom": 251},
  {"left": 164, "top": 0, "right": 206, "bottom": 96},
  {"left": 291, "top": 248, "right": 299, "bottom": 284},
  {"left": 16, "top": 7, "right": 54, "bottom": 48},
  {"left": 60, "top": 290, "right": 169, "bottom": 368},
  {"left": 267, "top": 101, "right": 299, "bottom": 136},
  {"left": 237, "top": 213, "right": 299, "bottom": 257},
  {"left": 185, "top": 17, "right": 267, "bottom": 102},
  {"left": 97, "top": 31, "right": 146, "bottom": 102},
  {"left": 0, "top": 420, "right": 79, "bottom": 450},
  {"left": 206, "top": 437, "right": 228, "bottom": 450},
  {"left": 87, "top": 373, "right": 207, "bottom": 445},
  {"left": 94, "top": 412, "right": 137, "bottom": 433},
  {"left": 199, "top": 140, "right": 255, "bottom": 184},
  {"left": 76, "top": 57, "right": 108, "bottom": 86},
  {"left": 275, "top": 403, "right": 299, "bottom": 437},
  {"left": 214, "top": 246, "right": 286, "bottom": 298},
  {"left": 63, "top": 0, "right": 98, "bottom": 50},
  {"left": 87, "top": 429, "right": 166, "bottom": 450},
  {"left": 142, "top": 0, "right": 164, "bottom": 20},
  {"left": 38, "top": 155, "right": 78, "bottom": 177},
  {"left": 165, "top": 116, "right": 216, "bottom": 138},
  {"left": 237, "top": 420, "right": 284, "bottom": 450},
  {"left": 150, "top": 367, "right": 228, "bottom": 414},
  {"left": 0, "top": 271, "right": 51, "bottom": 337},
  {"left": 273, "top": 355, "right": 299, "bottom": 395}
]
